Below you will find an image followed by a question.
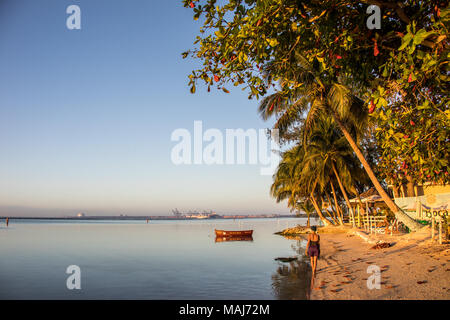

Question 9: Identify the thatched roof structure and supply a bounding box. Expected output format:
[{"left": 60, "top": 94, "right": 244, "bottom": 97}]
[{"left": 350, "top": 188, "right": 383, "bottom": 203}]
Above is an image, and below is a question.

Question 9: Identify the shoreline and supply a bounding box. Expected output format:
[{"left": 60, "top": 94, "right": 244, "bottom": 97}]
[
  {"left": 304, "top": 227, "right": 450, "bottom": 299},
  {"left": 0, "top": 215, "right": 302, "bottom": 221}
]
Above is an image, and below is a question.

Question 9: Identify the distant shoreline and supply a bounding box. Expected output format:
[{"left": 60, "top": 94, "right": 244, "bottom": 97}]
[{"left": 0, "top": 214, "right": 305, "bottom": 221}]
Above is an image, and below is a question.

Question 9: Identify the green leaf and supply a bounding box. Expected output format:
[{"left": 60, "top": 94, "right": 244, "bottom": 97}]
[
  {"left": 413, "top": 29, "right": 434, "bottom": 45},
  {"left": 399, "top": 33, "right": 413, "bottom": 51}
]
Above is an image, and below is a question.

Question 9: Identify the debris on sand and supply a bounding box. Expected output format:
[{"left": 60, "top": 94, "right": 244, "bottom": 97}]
[{"left": 371, "top": 242, "right": 391, "bottom": 250}]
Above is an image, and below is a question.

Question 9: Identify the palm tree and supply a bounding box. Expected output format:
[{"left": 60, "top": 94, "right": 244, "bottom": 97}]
[
  {"left": 295, "top": 148, "right": 336, "bottom": 227},
  {"left": 304, "top": 115, "right": 359, "bottom": 226},
  {"left": 297, "top": 199, "right": 315, "bottom": 227},
  {"left": 271, "top": 145, "right": 333, "bottom": 226},
  {"left": 259, "top": 54, "right": 423, "bottom": 232}
]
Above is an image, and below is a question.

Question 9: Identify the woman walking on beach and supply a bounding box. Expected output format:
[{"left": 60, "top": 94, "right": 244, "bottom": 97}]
[{"left": 305, "top": 226, "right": 320, "bottom": 278}]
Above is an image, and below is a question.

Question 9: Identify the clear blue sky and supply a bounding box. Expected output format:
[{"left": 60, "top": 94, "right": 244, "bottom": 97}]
[{"left": 0, "top": 0, "right": 291, "bottom": 217}]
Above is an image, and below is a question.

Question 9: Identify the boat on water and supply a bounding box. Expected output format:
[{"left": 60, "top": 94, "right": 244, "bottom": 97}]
[
  {"left": 214, "top": 229, "right": 253, "bottom": 237},
  {"left": 215, "top": 236, "right": 253, "bottom": 242}
]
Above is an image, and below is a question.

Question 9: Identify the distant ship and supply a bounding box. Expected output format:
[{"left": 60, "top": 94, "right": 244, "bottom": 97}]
[
  {"left": 172, "top": 209, "right": 220, "bottom": 219},
  {"left": 186, "top": 213, "right": 209, "bottom": 219}
]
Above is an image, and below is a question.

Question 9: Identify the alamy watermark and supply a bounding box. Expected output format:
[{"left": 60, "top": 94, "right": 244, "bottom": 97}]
[
  {"left": 64, "top": 3, "right": 380, "bottom": 31},
  {"left": 366, "top": 5, "right": 381, "bottom": 30},
  {"left": 66, "top": 5, "right": 81, "bottom": 30},
  {"left": 366, "top": 264, "right": 381, "bottom": 290},
  {"left": 170, "top": 121, "right": 281, "bottom": 175},
  {"left": 66, "top": 265, "right": 81, "bottom": 290}
]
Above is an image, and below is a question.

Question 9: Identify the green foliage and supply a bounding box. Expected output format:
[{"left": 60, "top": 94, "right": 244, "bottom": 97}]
[
  {"left": 183, "top": 0, "right": 449, "bottom": 188},
  {"left": 369, "top": 10, "right": 450, "bottom": 187}
]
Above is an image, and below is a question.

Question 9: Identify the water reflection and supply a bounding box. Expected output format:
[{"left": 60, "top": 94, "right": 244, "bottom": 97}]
[
  {"left": 215, "top": 236, "right": 253, "bottom": 242},
  {"left": 271, "top": 238, "right": 312, "bottom": 300},
  {"left": 0, "top": 218, "right": 309, "bottom": 299}
]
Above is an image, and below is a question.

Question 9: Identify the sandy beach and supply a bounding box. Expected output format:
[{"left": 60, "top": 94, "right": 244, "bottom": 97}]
[{"left": 306, "top": 227, "right": 450, "bottom": 300}]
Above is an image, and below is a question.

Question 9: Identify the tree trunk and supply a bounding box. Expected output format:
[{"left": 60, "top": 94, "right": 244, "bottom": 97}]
[
  {"left": 332, "top": 161, "right": 356, "bottom": 227},
  {"left": 406, "top": 175, "right": 415, "bottom": 197},
  {"left": 391, "top": 179, "right": 400, "bottom": 198},
  {"left": 330, "top": 112, "right": 423, "bottom": 232},
  {"left": 330, "top": 181, "right": 344, "bottom": 224},
  {"left": 310, "top": 193, "right": 332, "bottom": 226},
  {"left": 326, "top": 192, "right": 341, "bottom": 225},
  {"left": 355, "top": 188, "right": 365, "bottom": 215}
]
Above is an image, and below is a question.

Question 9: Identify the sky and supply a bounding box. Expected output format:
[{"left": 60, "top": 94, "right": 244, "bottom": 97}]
[{"left": 0, "top": 0, "right": 291, "bottom": 217}]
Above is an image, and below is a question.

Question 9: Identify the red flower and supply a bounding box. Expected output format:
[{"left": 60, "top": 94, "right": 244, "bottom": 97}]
[
  {"left": 189, "top": 2, "right": 194, "bottom": 8},
  {"left": 410, "top": 120, "right": 415, "bottom": 126},
  {"left": 335, "top": 55, "right": 342, "bottom": 59},
  {"left": 408, "top": 73, "right": 413, "bottom": 83},
  {"left": 368, "top": 100, "right": 375, "bottom": 114},
  {"left": 373, "top": 42, "right": 379, "bottom": 56},
  {"left": 214, "top": 75, "right": 220, "bottom": 82}
]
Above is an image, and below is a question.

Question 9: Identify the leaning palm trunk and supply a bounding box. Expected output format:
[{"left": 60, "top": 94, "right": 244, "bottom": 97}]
[
  {"left": 330, "top": 181, "right": 344, "bottom": 224},
  {"left": 331, "top": 162, "right": 356, "bottom": 227},
  {"left": 352, "top": 183, "right": 366, "bottom": 219},
  {"left": 324, "top": 206, "right": 338, "bottom": 225},
  {"left": 356, "top": 191, "right": 365, "bottom": 215},
  {"left": 325, "top": 210, "right": 338, "bottom": 225},
  {"left": 325, "top": 192, "right": 341, "bottom": 225},
  {"left": 330, "top": 111, "right": 423, "bottom": 232},
  {"left": 322, "top": 194, "right": 337, "bottom": 224},
  {"left": 309, "top": 194, "right": 332, "bottom": 226}
]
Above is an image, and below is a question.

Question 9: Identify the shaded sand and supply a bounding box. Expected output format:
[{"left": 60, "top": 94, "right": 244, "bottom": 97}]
[{"left": 308, "top": 227, "right": 450, "bottom": 299}]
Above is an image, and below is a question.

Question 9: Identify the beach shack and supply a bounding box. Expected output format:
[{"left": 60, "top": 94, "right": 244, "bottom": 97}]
[
  {"left": 349, "top": 188, "right": 391, "bottom": 233},
  {"left": 389, "top": 183, "right": 450, "bottom": 222},
  {"left": 390, "top": 183, "right": 449, "bottom": 241}
]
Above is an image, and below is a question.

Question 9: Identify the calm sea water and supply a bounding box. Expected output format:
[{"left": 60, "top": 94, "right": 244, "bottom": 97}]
[{"left": 0, "top": 218, "right": 314, "bottom": 299}]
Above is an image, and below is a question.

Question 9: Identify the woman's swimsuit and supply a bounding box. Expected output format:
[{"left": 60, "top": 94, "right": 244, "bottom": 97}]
[{"left": 308, "top": 238, "right": 320, "bottom": 257}]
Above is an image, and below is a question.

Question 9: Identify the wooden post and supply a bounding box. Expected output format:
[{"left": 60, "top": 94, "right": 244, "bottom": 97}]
[
  {"left": 439, "top": 218, "right": 442, "bottom": 245},
  {"left": 366, "top": 202, "right": 369, "bottom": 232},
  {"left": 357, "top": 205, "right": 361, "bottom": 227},
  {"left": 431, "top": 215, "right": 435, "bottom": 241},
  {"left": 416, "top": 200, "right": 421, "bottom": 219}
]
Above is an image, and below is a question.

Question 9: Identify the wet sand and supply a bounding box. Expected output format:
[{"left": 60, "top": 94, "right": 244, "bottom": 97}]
[{"left": 309, "top": 228, "right": 450, "bottom": 299}]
